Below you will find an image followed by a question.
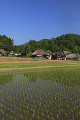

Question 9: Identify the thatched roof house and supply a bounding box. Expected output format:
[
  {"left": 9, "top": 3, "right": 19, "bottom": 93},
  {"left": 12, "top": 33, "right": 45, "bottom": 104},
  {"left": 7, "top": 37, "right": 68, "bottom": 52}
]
[
  {"left": 66, "top": 53, "right": 79, "bottom": 60},
  {"left": 0, "top": 49, "right": 7, "bottom": 56},
  {"left": 32, "top": 49, "right": 49, "bottom": 58}
]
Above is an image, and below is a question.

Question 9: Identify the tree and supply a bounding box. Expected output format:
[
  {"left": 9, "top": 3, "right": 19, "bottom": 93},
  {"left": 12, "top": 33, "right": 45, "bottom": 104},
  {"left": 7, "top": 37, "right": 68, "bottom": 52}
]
[
  {"left": 28, "top": 40, "right": 37, "bottom": 52},
  {"left": 45, "top": 50, "right": 52, "bottom": 55},
  {"left": 24, "top": 44, "right": 32, "bottom": 57},
  {"left": 0, "top": 35, "right": 14, "bottom": 52}
]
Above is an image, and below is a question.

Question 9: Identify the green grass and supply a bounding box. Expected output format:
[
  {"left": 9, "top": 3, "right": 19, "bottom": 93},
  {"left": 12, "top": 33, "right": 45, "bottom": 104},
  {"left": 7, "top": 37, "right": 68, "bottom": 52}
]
[
  {"left": 0, "top": 62, "right": 74, "bottom": 68},
  {"left": 23, "top": 66, "right": 80, "bottom": 86},
  {"left": 1, "top": 66, "right": 80, "bottom": 86}
]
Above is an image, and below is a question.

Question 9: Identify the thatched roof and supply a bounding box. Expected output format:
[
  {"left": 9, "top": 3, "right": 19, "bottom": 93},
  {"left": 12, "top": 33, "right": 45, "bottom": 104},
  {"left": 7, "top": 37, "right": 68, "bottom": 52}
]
[
  {"left": 32, "top": 49, "right": 46, "bottom": 55},
  {"left": 0, "top": 49, "right": 7, "bottom": 54},
  {"left": 66, "top": 53, "right": 79, "bottom": 59}
]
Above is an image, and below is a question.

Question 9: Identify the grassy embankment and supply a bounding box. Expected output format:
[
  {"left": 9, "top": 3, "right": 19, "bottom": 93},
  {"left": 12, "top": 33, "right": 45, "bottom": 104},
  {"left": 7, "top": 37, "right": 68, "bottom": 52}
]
[
  {"left": 0, "top": 62, "right": 75, "bottom": 68},
  {"left": 0, "top": 57, "right": 80, "bottom": 69}
]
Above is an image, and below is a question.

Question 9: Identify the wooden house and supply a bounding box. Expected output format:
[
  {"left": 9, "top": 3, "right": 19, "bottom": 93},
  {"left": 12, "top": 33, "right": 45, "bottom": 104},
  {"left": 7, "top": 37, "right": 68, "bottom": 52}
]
[
  {"left": 10, "top": 51, "right": 16, "bottom": 56},
  {"left": 66, "top": 53, "right": 79, "bottom": 60},
  {"left": 0, "top": 49, "right": 7, "bottom": 56},
  {"left": 52, "top": 52, "right": 66, "bottom": 60},
  {"left": 32, "top": 49, "right": 50, "bottom": 58},
  {"left": 78, "top": 55, "right": 80, "bottom": 60}
]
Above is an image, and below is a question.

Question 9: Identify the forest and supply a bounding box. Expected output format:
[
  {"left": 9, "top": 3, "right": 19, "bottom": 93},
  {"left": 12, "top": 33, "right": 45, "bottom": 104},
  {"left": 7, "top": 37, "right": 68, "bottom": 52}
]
[{"left": 0, "top": 34, "right": 80, "bottom": 57}]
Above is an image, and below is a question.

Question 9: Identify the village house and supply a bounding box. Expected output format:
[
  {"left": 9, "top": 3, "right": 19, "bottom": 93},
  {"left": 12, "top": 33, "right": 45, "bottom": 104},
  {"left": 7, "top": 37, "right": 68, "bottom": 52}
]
[
  {"left": 32, "top": 49, "right": 50, "bottom": 59},
  {"left": 66, "top": 53, "right": 79, "bottom": 60},
  {"left": 52, "top": 52, "right": 66, "bottom": 60},
  {"left": 10, "top": 51, "right": 21, "bottom": 57},
  {"left": 0, "top": 49, "right": 7, "bottom": 56},
  {"left": 10, "top": 51, "right": 16, "bottom": 56}
]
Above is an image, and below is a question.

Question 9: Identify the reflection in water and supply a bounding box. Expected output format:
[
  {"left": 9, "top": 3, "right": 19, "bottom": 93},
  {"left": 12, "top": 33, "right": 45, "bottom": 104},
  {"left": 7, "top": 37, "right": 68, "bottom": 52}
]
[{"left": 0, "top": 73, "right": 80, "bottom": 120}]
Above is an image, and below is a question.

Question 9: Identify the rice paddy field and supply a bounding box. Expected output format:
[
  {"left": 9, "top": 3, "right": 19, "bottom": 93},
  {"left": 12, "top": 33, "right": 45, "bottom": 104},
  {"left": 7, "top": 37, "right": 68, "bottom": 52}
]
[{"left": 0, "top": 57, "right": 80, "bottom": 120}]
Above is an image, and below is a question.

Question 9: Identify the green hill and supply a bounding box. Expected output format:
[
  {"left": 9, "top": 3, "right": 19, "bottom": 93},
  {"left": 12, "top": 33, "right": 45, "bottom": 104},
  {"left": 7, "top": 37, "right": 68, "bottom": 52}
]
[{"left": 36, "top": 34, "right": 80, "bottom": 53}]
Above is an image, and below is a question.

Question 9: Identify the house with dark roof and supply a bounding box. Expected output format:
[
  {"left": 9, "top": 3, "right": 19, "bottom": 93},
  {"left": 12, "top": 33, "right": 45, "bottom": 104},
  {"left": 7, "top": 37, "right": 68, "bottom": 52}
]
[
  {"left": 32, "top": 49, "right": 50, "bottom": 58},
  {"left": 52, "top": 52, "right": 66, "bottom": 60}
]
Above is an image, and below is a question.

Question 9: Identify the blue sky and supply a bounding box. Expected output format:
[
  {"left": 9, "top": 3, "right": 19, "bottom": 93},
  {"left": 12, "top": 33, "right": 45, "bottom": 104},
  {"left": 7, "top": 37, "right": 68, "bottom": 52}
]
[{"left": 0, "top": 0, "right": 80, "bottom": 45}]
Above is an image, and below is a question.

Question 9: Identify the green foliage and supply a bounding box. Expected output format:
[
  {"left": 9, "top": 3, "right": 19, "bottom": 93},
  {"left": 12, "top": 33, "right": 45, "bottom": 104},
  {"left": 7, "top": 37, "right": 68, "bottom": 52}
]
[
  {"left": 0, "top": 35, "right": 14, "bottom": 52},
  {"left": 26, "top": 51, "right": 32, "bottom": 58},
  {"left": 17, "top": 34, "right": 80, "bottom": 54},
  {"left": 14, "top": 45, "right": 20, "bottom": 53},
  {"left": 1, "top": 34, "right": 80, "bottom": 57},
  {"left": 36, "top": 34, "right": 80, "bottom": 53},
  {"left": 28, "top": 40, "right": 37, "bottom": 52},
  {"left": 45, "top": 50, "right": 52, "bottom": 55},
  {"left": 14, "top": 40, "right": 37, "bottom": 57}
]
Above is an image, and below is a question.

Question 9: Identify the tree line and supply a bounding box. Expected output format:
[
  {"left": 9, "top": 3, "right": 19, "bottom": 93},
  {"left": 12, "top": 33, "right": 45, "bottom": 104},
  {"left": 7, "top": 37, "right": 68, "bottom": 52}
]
[
  {"left": 0, "top": 34, "right": 80, "bottom": 57},
  {"left": 0, "top": 35, "right": 14, "bottom": 54}
]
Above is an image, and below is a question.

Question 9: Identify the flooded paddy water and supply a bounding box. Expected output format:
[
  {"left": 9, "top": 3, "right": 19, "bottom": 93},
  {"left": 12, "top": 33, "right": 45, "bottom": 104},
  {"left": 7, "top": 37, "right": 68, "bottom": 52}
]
[{"left": 0, "top": 67, "right": 80, "bottom": 120}]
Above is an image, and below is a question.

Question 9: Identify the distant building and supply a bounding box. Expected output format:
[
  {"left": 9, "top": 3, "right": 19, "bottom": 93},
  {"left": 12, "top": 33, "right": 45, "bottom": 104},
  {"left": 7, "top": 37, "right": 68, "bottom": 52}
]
[
  {"left": 0, "top": 49, "right": 7, "bottom": 56},
  {"left": 32, "top": 49, "right": 50, "bottom": 58},
  {"left": 52, "top": 52, "right": 66, "bottom": 60},
  {"left": 66, "top": 53, "right": 79, "bottom": 60},
  {"left": 78, "top": 55, "right": 80, "bottom": 60},
  {"left": 10, "top": 51, "right": 16, "bottom": 56},
  {"left": 10, "top": 51, "right": 21, "bottom": 57}
]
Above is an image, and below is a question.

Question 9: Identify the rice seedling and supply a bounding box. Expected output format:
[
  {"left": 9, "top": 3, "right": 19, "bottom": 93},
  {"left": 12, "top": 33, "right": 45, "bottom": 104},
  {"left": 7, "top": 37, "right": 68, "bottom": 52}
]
[{"left": 0, "top": 66, "right": 80, "bottom": 119}]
